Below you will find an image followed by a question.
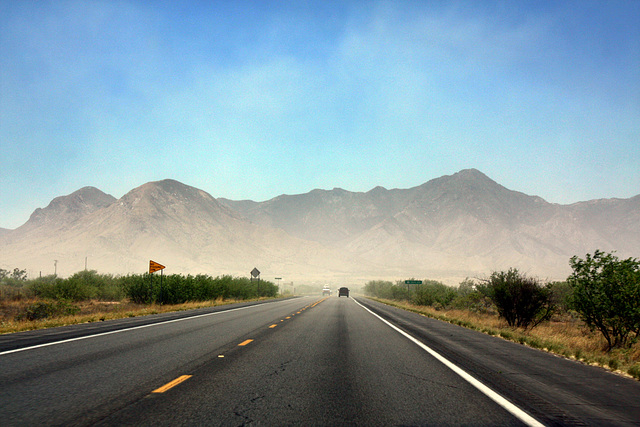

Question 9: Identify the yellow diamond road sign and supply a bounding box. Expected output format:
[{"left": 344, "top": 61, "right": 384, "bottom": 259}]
[{"left": 149, "top": 260, "right": 166, "bottom": 274}]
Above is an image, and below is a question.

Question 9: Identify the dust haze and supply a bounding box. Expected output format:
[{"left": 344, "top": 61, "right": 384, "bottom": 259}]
[{"left": 1, "top": 169, "right": 638, "bottom": 286}]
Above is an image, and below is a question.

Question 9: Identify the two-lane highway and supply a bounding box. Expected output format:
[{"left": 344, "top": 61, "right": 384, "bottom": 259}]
[
  {"left": 2, "top": 296, "right": 639, "bottom": 425},
  {"left": 95, "top": 296, "right": 525, "bottom": 426}
]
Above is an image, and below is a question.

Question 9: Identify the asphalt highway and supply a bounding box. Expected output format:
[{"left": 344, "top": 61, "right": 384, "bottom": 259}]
[{"left": 1, "top": 296, "right": 639, "bottom": 426}]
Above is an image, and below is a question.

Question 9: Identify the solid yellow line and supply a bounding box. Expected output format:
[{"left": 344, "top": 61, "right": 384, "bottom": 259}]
[
  {"left": 269, "top": 324, "right": 277, "bottom": 328},
  {"left": 152, "top": 375, "right": 192, "bottom": 393},
  {"left": 238, "top": 339, "right": 254, "bottom": 346}
]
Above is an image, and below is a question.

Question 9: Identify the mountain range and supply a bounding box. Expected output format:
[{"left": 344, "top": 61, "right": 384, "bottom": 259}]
[{"left": 1, "top": 169, "right": 638, "bottom": 285}]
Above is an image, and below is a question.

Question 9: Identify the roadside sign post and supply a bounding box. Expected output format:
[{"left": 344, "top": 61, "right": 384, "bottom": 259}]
[
  {"left": 404, "top": 279, "right": 422, "bottom": 293},
  {"left": 149, "top": 260, "right": 166, "bottom": 303},
  {"left": 251, "top": 268, "right": 261, "bottom": 296},
  {"left": 275, "top": 277, "right": 282, "bottom": 294}
]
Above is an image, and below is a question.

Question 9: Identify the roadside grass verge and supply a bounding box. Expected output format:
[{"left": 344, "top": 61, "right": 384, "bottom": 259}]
[
  {"left": 0, "top": 297, "right": 269, "bottom": 335},
  {"left": 0, "top": 271, "right": 281, "bottom": 335},
  {"left": 371, "top": 298, "right": 640, "bottom": 381}
]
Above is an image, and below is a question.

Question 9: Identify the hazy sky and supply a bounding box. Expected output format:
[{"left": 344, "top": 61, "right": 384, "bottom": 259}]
[{"left": 1, "top": 1, "right": 639, "bottom": 229}]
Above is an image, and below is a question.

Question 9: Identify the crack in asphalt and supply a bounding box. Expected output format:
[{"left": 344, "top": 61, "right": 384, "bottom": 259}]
[{"left": 265, "top": 359, "right": 293, "bottom": 378}]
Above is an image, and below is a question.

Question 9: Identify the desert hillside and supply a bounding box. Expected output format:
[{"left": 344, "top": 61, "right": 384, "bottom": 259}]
[{"left": 1, "top": 170, "right": 638, "bottom": 285}]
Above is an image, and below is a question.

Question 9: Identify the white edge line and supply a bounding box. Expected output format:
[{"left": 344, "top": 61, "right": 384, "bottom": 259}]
[
  {"left": 353, "top": 298, "right": 545, "bottom": 427},
  {"left": 0, "top": 303, "right": 265, "bottom": 356}
]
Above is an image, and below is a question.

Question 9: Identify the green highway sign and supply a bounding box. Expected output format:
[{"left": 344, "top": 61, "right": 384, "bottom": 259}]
[{"left": 404, "top": 280, "right": 422, "bottom": 285}]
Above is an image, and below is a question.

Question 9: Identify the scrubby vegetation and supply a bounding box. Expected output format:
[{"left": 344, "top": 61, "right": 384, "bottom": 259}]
[
  {"left": 0, "top": 268, "right": 277, "bottom": 332},
  {"left": 364, "top": 278, "right": 494, "bottom": 313},
  {"left": 568, "top": 250, "right": 640, "bottom": 350},
  {"left": 122, "top": 273, "right": 277, "bottom": 304},
  {"left": 363, "top": 251, "right": 640, "bottom": 380},
  {"left": 29, "top": 270, "right": 126, "bottom": 302},
  {"left": 476, "top": 268, "right": 554, "bottom": 329}
]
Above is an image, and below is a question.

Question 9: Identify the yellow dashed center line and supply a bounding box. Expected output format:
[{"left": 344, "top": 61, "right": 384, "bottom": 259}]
[
  {"left": 267, "top": 299, "right": 329, "bottom": 335},
  {"left": 152, "top": 375, "right": 192, "bottom": 393},
  {"left": 310, "top": 298, "right": 328, "bottom": 308},
  {"left": 151, "top": 301, "right": 330, "bottom": 396}
]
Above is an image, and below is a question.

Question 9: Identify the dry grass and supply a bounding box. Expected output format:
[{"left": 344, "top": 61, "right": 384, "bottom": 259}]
[
  {"left": 374, "top": 298, "right": 640, "bottom": 380},
  {"left": 0, "top": 297, "right": 250, "bottom": 335}
]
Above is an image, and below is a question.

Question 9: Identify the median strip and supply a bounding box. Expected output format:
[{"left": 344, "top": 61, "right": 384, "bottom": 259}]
[{"left": 152, "top": 375, "right": 192, "bottom": 393}]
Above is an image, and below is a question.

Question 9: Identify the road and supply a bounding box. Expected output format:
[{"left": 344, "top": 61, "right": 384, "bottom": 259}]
[{"left": 1, "top": 296, "right": 639, "bottom": 426}]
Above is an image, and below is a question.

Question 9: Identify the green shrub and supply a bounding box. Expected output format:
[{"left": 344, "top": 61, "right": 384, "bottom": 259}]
[
  {"left": 413, "top": 281, "right": 457, "bottom": 307},
  {"left": 477, "top": 268, "right": 554, "bottom": 329},
  {"left": 121, "top": 274, "right": 154, "bottom": 304},
  {"left": 568, "top": 250, "right": 640, "bottom": 350},
  {"left": 452, "top": 290, "right": 494, "bottom": 313},
  {"left": 29, "top": 275, "right": 64, "bottom": 299},
  {"left": 63, "top": 270, "right": 125, "bottom": 301},
  {"left": 363, "top": 280, "right": 396, "bottom": 299}
]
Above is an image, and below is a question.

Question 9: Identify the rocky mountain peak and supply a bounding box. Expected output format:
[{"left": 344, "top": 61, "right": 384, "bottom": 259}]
[
  {"left": 367, "top": 186, "right": 388, "bottom": 194},
  {"left": 406, "top": 168, "right": 551, "bottom": 227},
  {"left": 116, "top": 179, "right": 241, "bottom": 226},
  {"left": 419, "top": 168, "right": 500, "bottom": 194},
  {"left": 122, "top": 179, "right": 216, "bottom": 205},
  {"left": 25, "top": 186, "right": 116, "bottom": 229}
]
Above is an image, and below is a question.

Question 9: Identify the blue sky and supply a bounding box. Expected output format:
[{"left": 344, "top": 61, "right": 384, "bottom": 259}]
[{"left": 1, "top": 1, "right": 639, "bottom": 229}]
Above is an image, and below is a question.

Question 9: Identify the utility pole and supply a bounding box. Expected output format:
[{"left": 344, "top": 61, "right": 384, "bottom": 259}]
[{"left": 54, "top": 260, "right": 58, "bottom": 276}]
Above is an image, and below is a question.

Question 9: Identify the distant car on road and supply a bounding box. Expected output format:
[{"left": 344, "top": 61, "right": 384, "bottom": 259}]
[
  {"left": 322, "top": 285, "right": 331, "bottom": 296},
  {"left": 338, "top": 287, "right": 349, "bottom": 297}
]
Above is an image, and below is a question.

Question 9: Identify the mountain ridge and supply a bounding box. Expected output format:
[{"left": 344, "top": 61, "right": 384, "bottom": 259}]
[{"left": 1, "top": 170, "right": 638, "bottom": 284}]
